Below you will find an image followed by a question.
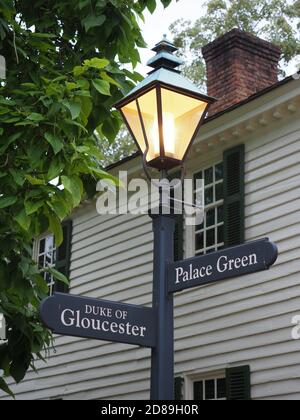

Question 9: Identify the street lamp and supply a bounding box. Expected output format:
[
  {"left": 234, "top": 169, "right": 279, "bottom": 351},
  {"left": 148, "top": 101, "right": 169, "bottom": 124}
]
[
  {"left": 115, "top": 36, "right": 215, "bottom": 172},
  {"left": 115, "top": 36, "right": 216, "bottom": 401}
]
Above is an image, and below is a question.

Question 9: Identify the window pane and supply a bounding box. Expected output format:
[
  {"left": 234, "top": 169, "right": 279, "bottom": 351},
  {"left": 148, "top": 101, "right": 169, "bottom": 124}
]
[
  {"left": 205, "top": 380, "right": 215, "bottom": 400},
  {"left": 206, "top": 208, "right": 215, "bottom": 227},
  {"left": 45, "top": 236, "right": 54, "bottom": 253},
  {"left": 45, "top": 272, "right": 52, "bottom": 285},
  {"left": 205, "top": 187, "right": 213, "bottom": 205},
  {"left": 194, "top": 162, "right": 224, "bottom": 256},
  {"left": 195, "top": 232, "right": 204, "bottom": 250},
  {"left": 217, "top": 206, "right": 224, "bottom": 223},
  {"left": 205, "top": 167, "right": 213, "bottom": 185},
  {"left": 193, "top": 381, "right": 203, "bottom": 400},
  {"left": 207, "top": 228, "right": 215, "bottom": 247},
  {"left": 215, "top": 182, "right": 224, "bottom": 201},
  {"left": 39, "top": 238, "right": 45, "bottom": 254},
  {"left": 217, "top": 378, "right": 226, "bottom": 399},
  {"left": 196, "top": 220, "right": 204, "bottom": 231},
  {"left": 194, "top": 171, "right": 203, "bottom": 190},
  {"left": 38, "top": 255, "right": 44, "bottom": 269},
  {"left": 215, "top": 162, "right": 224, "bottom": 181},
  {"left": 218, "top": 225, "right": 224, "bottom": 244}
]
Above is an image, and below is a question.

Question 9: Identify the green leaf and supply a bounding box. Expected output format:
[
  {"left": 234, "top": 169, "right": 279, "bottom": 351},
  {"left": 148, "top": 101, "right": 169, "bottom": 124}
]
[
  {"left": 27, "top": 113, "right": 44, "bottom": 122},
  {"left": 79, "top": 96, "right": 93, "bottom": 120},
  {"left": 46, "top": 267, "right": 69, "bottom": 286},
  {"left": 47, "top": 199, "right": 68, "bottom": 221},
  {"left": 0, "top": 132, "right": 23, "bottom": 154},
  {"left": 25, "top": 175, "right": 45, "bottom": 185},
  {"left": 44, "top": 132, "right": 63, "bottom": 154},
  {"left": 34, "top": 275, "right": 49, "bottom": 295},
  {"left": 64, "top": 119, "right": 88, "bottom": 133},
  {"left": 102, "top": 116, "right": 121, "bottom": 142},
  {"left": 47, "top": 158, "right": 65, "bottom": 181},
  {"left": 100, "top": 71, "right": 121, "bottom": 87},
  {"left": 82, "top": 14, "right": 106, "bottom": 32},
  {"left": 25, "top": 200, "right": 44, "bottom": 215},
  {"left": 88, "top": 166, "right": 121, "bottom": 185},
  {"left": 147, "top": 0, "right": 157, "bottom": 13},
  {"left": 61, "top": 175, "right": 83, "bottom": 207},
  {"left": 0, "top": 378, "right": 14, "bottom": 399},
  {"left": 83, "top": 57, "right": 110, "bottom": 70},
  {"left": 73, "top": 66, "right": 85, "bottom": 77},
  {"left": 62, "top": 100, "right": 82, "bottom": 120},
  {"left": 0, "top": 196, "right": 17, "bottom": 209},
  {"left": 47, "top": 213, "right": 63, "bottom": 246},
  {"left": 15, "top": 209, "right": 31, "bottom": 231},
  {"left": 9, "top": 169, "right": 25, "bottom": 186},
  {"left": 92, "top": 79, "right": 111, "bottom": 96},
  {"left": 30, "top": 33, "right": 57, "bottom": 39}
]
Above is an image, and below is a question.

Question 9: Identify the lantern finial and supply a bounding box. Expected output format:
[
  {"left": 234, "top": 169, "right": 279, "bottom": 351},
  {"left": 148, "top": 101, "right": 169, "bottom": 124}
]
[{"left": 147, "top": 37, "right": 184, "bottom": 72}]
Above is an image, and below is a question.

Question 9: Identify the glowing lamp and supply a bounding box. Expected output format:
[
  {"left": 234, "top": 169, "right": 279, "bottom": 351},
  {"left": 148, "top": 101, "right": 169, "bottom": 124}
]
[{"left": 115, "top": 36, "right": 216, "bottom": 170}]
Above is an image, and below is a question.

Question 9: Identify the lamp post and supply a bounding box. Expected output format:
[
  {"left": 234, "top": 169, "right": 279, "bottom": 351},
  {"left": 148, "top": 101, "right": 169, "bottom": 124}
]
[{"left": 115, "top": 36, "right": 216, "bottom": 400}]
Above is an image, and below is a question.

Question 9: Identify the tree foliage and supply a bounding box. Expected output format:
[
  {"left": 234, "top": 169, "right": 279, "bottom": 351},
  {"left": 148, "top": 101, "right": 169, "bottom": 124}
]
[
  {"left": 170, "top": 0, "right": 300, "bottom": 88},
  {"left": 98, "top": 127, "right": 136, "bottom": 167},
  {"left": 0, "top": 0, "right": 173, "bottom": 396}
]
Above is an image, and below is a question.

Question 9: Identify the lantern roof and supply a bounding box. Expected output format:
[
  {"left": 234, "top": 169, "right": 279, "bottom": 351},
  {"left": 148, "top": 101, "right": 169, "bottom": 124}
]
[{"left": 115, "top": 37, "right": 216, "bottom": 109}]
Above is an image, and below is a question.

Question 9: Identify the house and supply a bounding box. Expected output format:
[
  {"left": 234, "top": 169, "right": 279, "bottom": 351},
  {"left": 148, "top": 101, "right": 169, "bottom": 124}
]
[{"left": 1, "top": 28, "right": 300, "bottom": 400}]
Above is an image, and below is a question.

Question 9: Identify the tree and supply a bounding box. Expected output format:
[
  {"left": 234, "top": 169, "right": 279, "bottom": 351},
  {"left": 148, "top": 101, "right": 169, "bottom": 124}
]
[
  {"left": 0, "top": 0, "right": 173, "bottom": 397},
  {"left": 170, "top": 0, "right": 300, "bottom": 88},
  {"left": 97, "top": 127, "right": 136, "bottom": 167}
]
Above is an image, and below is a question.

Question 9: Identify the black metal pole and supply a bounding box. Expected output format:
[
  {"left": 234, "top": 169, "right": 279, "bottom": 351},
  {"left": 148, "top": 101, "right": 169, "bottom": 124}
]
[{"left": 150, "top": 179, "right": 175, "bottom": 400}]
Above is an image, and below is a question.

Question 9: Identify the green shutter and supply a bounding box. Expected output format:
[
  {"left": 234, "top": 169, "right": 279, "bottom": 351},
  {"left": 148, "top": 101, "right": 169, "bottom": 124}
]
[
  {"left": 55, "top": 219, "right": 73, "bottom": 293},
  {"left": 226, "top": 366, "right": 251, "bottom": 400},
  {"left": 223, "top": 145, "right": 245, "bottom": 247},
  {"left": 174, "top": 377, "right": 184, "bottom": 400}
]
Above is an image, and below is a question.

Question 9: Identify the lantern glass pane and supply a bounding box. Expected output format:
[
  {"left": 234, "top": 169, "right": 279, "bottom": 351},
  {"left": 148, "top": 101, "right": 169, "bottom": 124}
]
[
  {"left": 161, "top": 88, "right": 208, "bottom": 161},
  {"left": 121, "top": 100, "right": 146, "bottom": 155},
  {"left": 136, "top": 88, "right": 159, "bottom": 162},
  {"left": 121, "top": 88, "right": 159, "bottom": 163}
]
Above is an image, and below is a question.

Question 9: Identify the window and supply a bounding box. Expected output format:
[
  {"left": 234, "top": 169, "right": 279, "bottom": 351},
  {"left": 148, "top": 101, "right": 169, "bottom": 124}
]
[
  {"left": 37, "top": 234, "right": 56, "bottom": 296},
  {"left": 193, "top": 375, "right": 226, "bottom": 401},
  {"left": 194, "top": 162, "right": 224, "bottom": 256}
]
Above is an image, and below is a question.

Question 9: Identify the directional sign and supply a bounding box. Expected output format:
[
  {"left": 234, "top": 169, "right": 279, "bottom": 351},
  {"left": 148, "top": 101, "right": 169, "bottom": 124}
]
[
  {"left": 40, "top": 293, "right": 156, "bottom": 348},
  {"left": 168, "top": 238, "right": 278, "bottom": 294}
]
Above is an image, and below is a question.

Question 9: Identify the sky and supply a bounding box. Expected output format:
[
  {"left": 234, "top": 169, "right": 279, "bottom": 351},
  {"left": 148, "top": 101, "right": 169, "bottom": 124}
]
[
  {"left": 136, "top": 0, "right": 299, "bottom": 77},
  {"left": 137, "top": 0, "right": 200, "bottom": 75}
]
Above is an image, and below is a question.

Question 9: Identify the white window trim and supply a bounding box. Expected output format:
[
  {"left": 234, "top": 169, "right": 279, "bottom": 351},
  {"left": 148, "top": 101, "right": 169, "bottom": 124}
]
[
  {"left": 33, "top": 233, "right": 56, "bottom": 296},
  {"left": 185, "top": 161, "right": 224, "bottom": 260}
]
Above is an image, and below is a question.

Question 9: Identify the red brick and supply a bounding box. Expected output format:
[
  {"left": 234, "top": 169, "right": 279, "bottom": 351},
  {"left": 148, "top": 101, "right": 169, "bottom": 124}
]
[{"left": 202, "top": 29, "right": 281, "bottom": 115}]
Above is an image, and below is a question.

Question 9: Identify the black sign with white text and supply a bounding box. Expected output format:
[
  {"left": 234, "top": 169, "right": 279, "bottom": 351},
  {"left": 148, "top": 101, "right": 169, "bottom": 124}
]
[
  {"left": 168, "top": 238, "right": 278, "bottom": 293},
  {"left": 40, "top": 293, "right": 156, "bottom": 348}
]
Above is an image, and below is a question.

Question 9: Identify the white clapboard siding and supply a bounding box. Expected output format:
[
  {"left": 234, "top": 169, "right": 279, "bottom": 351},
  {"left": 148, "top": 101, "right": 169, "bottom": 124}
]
[{"left": 1, "top": 85, "right": 300, "bottom": 400}]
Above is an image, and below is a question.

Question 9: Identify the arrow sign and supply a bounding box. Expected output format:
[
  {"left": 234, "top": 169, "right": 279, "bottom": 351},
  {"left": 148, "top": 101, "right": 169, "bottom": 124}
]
[
  {"left": 40, "top": 293, "right": 156, "bottom": 348},
  {"left": 168, "top": 238, "right": 278, "bottom": 294}
]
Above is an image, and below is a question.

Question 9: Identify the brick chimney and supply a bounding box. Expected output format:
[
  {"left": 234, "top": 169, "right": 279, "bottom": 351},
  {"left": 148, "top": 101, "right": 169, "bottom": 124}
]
[{"left": 202, "top": 29, "right": 281, "bottom": 115}]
